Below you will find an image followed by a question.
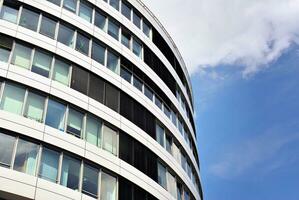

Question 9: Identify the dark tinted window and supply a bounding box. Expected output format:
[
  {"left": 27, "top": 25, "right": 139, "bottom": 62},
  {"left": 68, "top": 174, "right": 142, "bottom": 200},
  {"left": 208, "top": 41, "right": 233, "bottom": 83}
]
[
  {"left": 120, "top": 67, "right": 132, "bottom": 83},
  {"left": 71, "top": 66, "right": 89, "bottom": 95},
  {"left": 145, "top": 111, "right": 156, "bottom": 139},
  {"left": 133, "top": 141, "right": 146, "bottom": 173},
  {"left": 133, "top": 102, "right": 145, "bottom": 130},
  {"left": 119, "top": 132, "right": 133, "bottom": 165},
  {"left": 89, "top": 74, "right": 104, "bottom": 103},
  {"left": 120, "top": 92, "right": 133, "bottom": 122},
  {"left": 134, "top": 186, "right": 146, "bottom": 200},
  {"left": 105, "top": 83, "right": 119, "bottom": 112},
  {"left": 119, "top": 177, "right": 133, "bottom": 200}
]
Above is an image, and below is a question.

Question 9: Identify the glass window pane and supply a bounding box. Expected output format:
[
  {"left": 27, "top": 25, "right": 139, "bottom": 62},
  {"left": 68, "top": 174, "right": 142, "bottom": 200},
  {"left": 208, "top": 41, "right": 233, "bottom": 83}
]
[
  {"left": 109, "top": 0, "right": 119, "bottom": 10},
  {"left": 0, "top": 83, "right": 25, "bottom": 115},
  {"left": 155, "top": 96, "right": 162, "bottom": 110},
  {"left": 85, "top": 115, "right": 102, "bottom": 146},
  {"left": 58, "top": 24, "right": 75, "bottom": 47},
  {"left": 171, "top": 110, "right": 177, "bottom": 126},
  {"left": 45, "top": 99, "right": 66, "bottom": 131},
  {"left": 70, "top": 66, "right": 89, "bottom": 95},
  {"left": 105, "top": 83, "right": 119, "bottom": 112},
  {"left": 67, "top": 108, "right": 84, "bottom": 138},
  {"left": 121, "top": 2, "right": 131, "bottom": 20},
  {"left": 94, "top": 11, "right": 106, "bottom": 30},
  {"left": 53, "top": 59, "right": 70, "bottom": 86},
  {"left": 0, "top": 35, "right": 13, "bottom": 62},
  {"left": 133, "top": 38, "right": 142, "bottom": 58},
  {"left": 24, "top": 92, "right": 45, "bottom": 122},
  {"left": 39, "top": 148, "right": 60, "bottom": 183},
  {"left": 0, "top": 5, "right": 18, "bottom": 23},
  {"left": 19, "top": 8, "right": 39, "bottom": 31},
  {"left": 11, "top": 43, "right": 32, "bottom": 69},
  {"left": 144, "top": 85, "right": 153, "bottom": 101},
  {"left": 60, "top": 155, "right": 81, "bottom": 190},
  {"left": 39, "top": 16, "right": 56, "bottom": 39},
  {"left": 32, "top": 50, "right": 52, "bottom": 77},
  {"left": 164, "top": 105, "right": 171, "bottom": 119},
  {"left": 108, "top": 20, "right": 119, "bottom": 40},
  {"left": 167, "top": 172, "right": 177, "bottom": 198},
  {"left": 156, "top": 124, "right": 165, "bottom": 147},
  {"left": 63, "top": 0, "right": 77, "bottom": 13},
  {"left": 143, "top": 21, "right": 151, "bottom": 37},
  {"left": 133, "top": 11, "right": 141, "bottom": 28},
  {"left": 79, "top": 2, "right": 92, "bottom": 23},
  {"left": 173, "top": 143, "right": 181, "bottom": 164},
  {"left": 166, "top": 134, "right": 172, "bottom": 154},
  {"left": 0, "top": 133, "right": 16, "bottom": 167},
  {"left": 181, "top": 153, "right": 186, "bottom": 171},
  {"left": 76, "top": 33, "right": 89, "bottom": 55},
  {"left": 107, "top": 50, "right": 119, "bottom": 74},
  {"left": 102, "top": 125, "right": 117, "bottom": 155},
  {"left": 100, "top": 172, "right": 117, "bottom": 200},
  {"left": 133, "top": 76, "right": 142, "bottom": 92},
  {"left": 121, "top": 30, "right": 130, "bottom": 49},
  {"left": 178, "top": 120, "right": 183, "bottom": 135},
  {"left": 82, "top": 164, "right": 98, "bottom": 198},
  {"left": 47, "top": 0, "right": 61, "bottom": 6},
  {"left": 184, "top": 190, "right": 190, "bottom": 200},
  {"left": 157, "top": 162, "right": 167, "bottom": 189},
  {"left": 120, "top": 67, "right": 131, "bottom": 83},
  {"left": 92, "top": 41, "right": 105, "bottom": 65},
  {"left": 13, "top": 139, "right": 39, "bottom": 175},
  {"left": 88, "top": 74, "right": 104, "bottom": 103}
]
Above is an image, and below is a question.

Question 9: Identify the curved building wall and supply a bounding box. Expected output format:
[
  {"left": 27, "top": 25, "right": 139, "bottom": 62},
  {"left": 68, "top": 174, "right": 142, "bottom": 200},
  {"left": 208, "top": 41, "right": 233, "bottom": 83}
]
[{"left": 0, "top": 0, "right": 202, "bottom": 200}]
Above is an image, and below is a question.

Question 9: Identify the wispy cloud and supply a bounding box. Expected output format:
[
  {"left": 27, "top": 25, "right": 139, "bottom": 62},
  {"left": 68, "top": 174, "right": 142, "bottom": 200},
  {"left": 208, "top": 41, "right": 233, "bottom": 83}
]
[
  {"left": 142, "top": 0, "right": 299, "bottom": 76},
  {"left": 208, "top": 130, "right": 299, "bottom": 179}
]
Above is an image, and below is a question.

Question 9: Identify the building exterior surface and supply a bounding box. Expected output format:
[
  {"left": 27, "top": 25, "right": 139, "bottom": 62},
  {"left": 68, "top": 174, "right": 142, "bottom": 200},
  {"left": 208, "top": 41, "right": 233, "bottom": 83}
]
[{"left": 0, "top": 0, "right": 203, "bottom": 199}]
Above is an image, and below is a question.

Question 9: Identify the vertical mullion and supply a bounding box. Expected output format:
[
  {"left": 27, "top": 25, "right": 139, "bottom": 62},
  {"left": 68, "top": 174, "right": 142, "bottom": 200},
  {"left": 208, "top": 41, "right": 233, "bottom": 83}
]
[
  {"left": 10, "top": 136, "right": 18, "bottom": 169},
  {"left": 57, "top": 152, "right": 63, "bottom": 184}
]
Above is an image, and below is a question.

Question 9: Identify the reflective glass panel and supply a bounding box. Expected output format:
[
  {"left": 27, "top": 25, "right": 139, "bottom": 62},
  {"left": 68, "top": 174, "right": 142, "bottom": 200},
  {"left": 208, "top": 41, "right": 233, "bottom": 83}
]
[
  {"left": 133, "top": 38, "right": 142, "bottom": 58},
  {"left": 102, "top": 125, "right": 117, "bottom": 155},
  {"left": 67, "top": 108, "right": 84, "bottom": 138},
  {"left": 107, "top": 50, "right": 119, "bottom": 74},
  {"left": 108, "top": 20, "right": 119, "bottom": 40},
  {"left": 0, "top": 133, "right": 15, "bottom": 167},
  {"left": 156, "top": 123, "right": 165, "bottom": 147},
  {"left": 39, "top": 148, "right": 60, "bottom": 183},
  {"left": 58, "top": 24, "right": 75, "bottom": 47},
  {"left": 63, "top": 0, "right": 77, "bottom": 13},
  {"left": 144, "top": 85, "right": 153, "bottom": 101},
  {"left": 76, "top": 33, "right": 89, "bottom": 55},
  {"left": 53, "top": 59, "right": 70, "bottom": 86},
  {"left": 0, "top": 5, "right": 18, "bottom": 23},
  {"left": 39, "top": 16, "right": 56, "bottom": 39},
  {"left": 92, "top": 41, "right": 105, "bottom": 65},
  {"left": 133, "top": 11, "right": 141, "bottom": 28},
  {"left": 85, "top": 115, "right": 102, "bottom": 146},
  {"left": 100, "top": 172, "right": 117, "bottom": 200},
  {"left": 79, "top": 2, "right": 92, "bottom": 23},
  {"left": 11, "top": 43, "right": 32, "bottom": 69},
  {"left": 0, "top": 83, "right": 25, "bottom": 115},
  {"left": 157, "top": 162, "right": 167, "bottom": 189},
  {"left": 121, "top": 2, "right": 131, "bottom": 20},
  {"left": 32, "top": 50, "right": 52, "bottom": 77},
  {"left": 24, "top": 92, "right": 45, "bottom": 122},
  {"left": 120, "top": 67, "right": 132, "bottom": 83},
  {"left": 109, "top": 0, "right": 119, "bottom": 10},
  {"left": 82, "top": 164, "right": 98, "bottom": 198},
  {"left": 94, "top": 11, "right": 106, "bottom": 30},
  {"left": 19, "top": 8, "right": 39, "bottom": 31},
  {"left": 45, "top": 99, "right": 66, "bottom": 131},
  {"left": 133, "top": 75, "right": 143, "bottom": 92},
  {"left": 61, "top": 155, "right": 81, "bottom": 190}
]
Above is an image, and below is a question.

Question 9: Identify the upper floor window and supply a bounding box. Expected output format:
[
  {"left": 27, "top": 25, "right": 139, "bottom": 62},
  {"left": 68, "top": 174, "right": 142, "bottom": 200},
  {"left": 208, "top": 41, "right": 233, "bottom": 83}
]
[
  {"left": 52, "top": 58, "right": 71, "bottom": 86},
  {"left": 67, "top": 108, "right": 84, "bottom": 138},
  {"left": 157, "top": 162, "right": 167, "bottom": 189},
  {"left": 82, "top": 164, "right": 98, "bottom": 198},
  {"left": 132, "top": 10, "right": 141, "bottom": 28},
  {"left": 79, "top": 2, "right": 93, "bottom": 23},
  {"left": 0, "top": 133, "right": 16, "bottom": 168},
  {"left": 107, "top": 50, "right": 119, "bottom": 74},
  {"left": 47, "top": 0, "right": 61, "bottom": 6},
  {"left": 102, "top": 125, "right": 118, "bottom": 155},
  {"left": 0, "top": 4, "right": 19, "bottom": 23},
  {"left": 121, "top": 1, "right": 131, "bottom": 20},
  {"left": 45, "top": 99, "right": 66, "bottom": 131},
  {"left": 23, "top": 92, "right": 46, "bottom": 123},
  {"left": 76, "top": 32, "right": 90, "bottom": 55},
  {"left": 109, "top": 0, "right": 120, "bottom": 11},
  {"left": 31, "top": 50, "right": 52, "bottom": 78},
  {"left": 58, "top": 24, "right": 75, "bottom": 47},
  {"left": 63, "top": 0, "right": 77, "bottom": 13},
  {"left": 85, "top": 115, "right": 102, "bottom": 146},
  {"left": 0, "top": 36, "right": 13, "bottom": 62},
  {"left": 108, "top": 20, "right": 120, "bottom": 41},
  {"left": 100, "top": 172, "right": 117, "bottom": 200},
  {"left": 60, "top": 155, "right": 81, "bottom": 190},
  {"left": 39, "top": 148, "right": 60, "bottom": 183},
  {"left": 0, "top": 83, "right": 25, "bottom": 115},
  {"left": 143, "top": 20, "right": 151, "bottom": 38},
  {"left": 132, "top": 38, "right": 142, "bottom": 58},
  {"left": 39, "top": 16, "right": 57, "bottom": 39},
  {"left": 11, "top": 43, "right": 32, "bottom": 69},
  {"left": 94, "top": 11, "right": 106, "bottom": 30},
  {"left": 19, "top": 8, "right": 39, "bottom": 31}
]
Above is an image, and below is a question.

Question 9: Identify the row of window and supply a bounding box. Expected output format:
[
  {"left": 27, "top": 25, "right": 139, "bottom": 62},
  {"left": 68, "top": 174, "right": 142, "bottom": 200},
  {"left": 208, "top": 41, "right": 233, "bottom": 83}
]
[
  {"left": 0, "top": 130, "right": 158, "bottom": 200},
  {"left": 0, "top": 34, "right": 200, "bottom": 189},
  {"left": 0, "top": 79, "right": 201, "bottom": 199}
]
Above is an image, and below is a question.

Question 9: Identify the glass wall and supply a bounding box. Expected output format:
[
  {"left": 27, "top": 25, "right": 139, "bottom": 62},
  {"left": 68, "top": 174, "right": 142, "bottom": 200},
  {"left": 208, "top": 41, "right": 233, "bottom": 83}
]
[{"left": 0, "top": 133, "right": 16, "bottom": 167}]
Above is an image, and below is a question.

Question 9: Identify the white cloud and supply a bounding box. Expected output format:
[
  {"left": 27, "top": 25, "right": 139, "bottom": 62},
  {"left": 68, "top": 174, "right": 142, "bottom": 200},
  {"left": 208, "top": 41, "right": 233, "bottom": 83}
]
[{"left": 142, "top": 0, "right": 299, "bottom": 76}]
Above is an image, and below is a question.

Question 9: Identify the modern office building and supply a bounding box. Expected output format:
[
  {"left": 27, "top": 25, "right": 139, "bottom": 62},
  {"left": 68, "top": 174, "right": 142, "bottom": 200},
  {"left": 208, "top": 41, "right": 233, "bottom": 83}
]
[{"left": 0, "top": 0, "right": 202, "bottom": 199}]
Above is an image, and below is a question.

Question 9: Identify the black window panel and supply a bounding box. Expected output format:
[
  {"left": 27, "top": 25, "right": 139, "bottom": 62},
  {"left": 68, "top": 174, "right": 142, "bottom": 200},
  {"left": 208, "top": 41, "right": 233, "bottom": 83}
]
[
  {"left": 88, "top": 74, "right": 104, "bottom": 103},
  {"left": 120, "top": 56, "right": 133, "bottom": 71},
  {"left": 145, "top": 111, "right": 155, "bottom": 139},
  {"left": 147, "top": 193, "right": 158, "bottom": 200},
  {"left": 133, "top": 102, "right": 145, "bottom": 131},
  {"left": 119, "top": 177, "right": 133, "bottom": 200},
  {"left": 133, "top": 141, "right": 146, "bottom": 173},
  {"left": 120, "top": 92, "right": 133, "bottom": 122},
  {"left": 105, "top": 83, "right": 119, "bottom": 112},
  {"left": 71, "top": 66, "right": 89, "bottom": 95},
  {"left": 119, "top": 131, "right": 133, "bottom": 165},
  {"left": 134, "top": 185, "right": 147, "bottom": 200},
  {"left": 146, "top": 149, "right": 157, "bottom": 181}
]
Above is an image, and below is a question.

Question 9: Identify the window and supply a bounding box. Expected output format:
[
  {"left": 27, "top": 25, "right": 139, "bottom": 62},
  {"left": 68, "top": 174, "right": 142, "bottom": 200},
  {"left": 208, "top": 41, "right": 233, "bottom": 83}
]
[
  {"left": 13, "top": 139, "right": 39, "bottom": 175},
  {"left": 167, "top": 172, "right": 177, "bottom": 198},
  {"left": 92, "top": 41, "right": 105, "bottom": 65},
  {"left": 121, "top": 30, "right": 131, "bottom": 49},
  {"left": 60, "top": 155, "right": 81, "bottom": 190},
  {"left": 79, "top": 2, "right": 92, "bottom": 23},
  {"left": 143, "top": 21, "right": 151, "bottom": 38},
  {"left": 164, "top": 105, "right": 171, "bottom": 119},
  {"left": 181, "top": 153, "right": 187, "bottom": 171},
  {"left": 133, "top": 75, "right": 143, "bottom": 92},
  {"left": 24, "top": 92, "right": 45, "bottom": 122},
  {"left": 132, "top": 38, "right": 142, "bottom": 58},
  {"left": 94, "top": 11, "right": 106, "bottom": 30},
  {"left": 88, "top": 74, "right": 105, "bottom": 103},
  {"left": 58, "top": 24, "right": 75, "bottom": 47},
  {"left": 105, "top": 83, "right": 119, "bottom": 112},
  {"left": 107, "top": 50, "right": 119, "bottom": 74},
  {"left": 67, "top": 108, "right": 84, "bottom": 138},
  {"left": 39, "top": 16, "right": 56, "bottom": 39},
  {"left": 177, "top": 183, "right": 183, "bottom": 200},
  {"left": 11, "top": 43, "right": 32, "bottom": 69},
  {"left": 45, "top": 99, "right": 66, "bottom": 131},
  {"left": 187, "top": 162, "right": 191, "bottom": 178},
  {"left": 71, "top": 66, "right": 89, "bottom": 95},
  {"left": 155, "top": 96, "right": 162, "bottom": 110},
  {"left": 63, "top": 0, "right": 77, "bottom": 13},
  {"left": 100, "top": 172, "right": 117, "bottom": 200},
  {"left": 108, "top": 20, "right": 120, "bottom": 40},
  {"left": 82, "top": 164, "right": 98, "bottom": 198},
  {"left": 85, "top": 115, "right": 102, "bottom": 146},
  {"left": 184, "top": 190, "right": 190, "bottom": 200},
  {"left": 0, "top": 5, "right": 18, "bottom": 23},
  {"left": 133, "top": 11, "right": 141, "bottom": 28},
  {"left": 156, "top": 123, "right": 165, "bottom": 147},
  {"left": 144, "top": 85, "right": 153, "bottom": 101},
  {"left": 120, "top": 67, "right": 132, "bottom": 83},
  {"left": 47, "top": 0, "right": 61, "bottom": 6},
  {"left": 0, "top": 133, "right": 16, "bottom": 167},
  {"left": 165, "top": 134, "right": 172, "bottom": 154},
  {"left": 0, "top": 35, "right": 13, "bottom": 62},
  {"left": 102, "top": 125, "right": 117, "bottom": 155},
  {"left": 53, "top": 59, "right": 70, "bottom": 86},
  {"left": 0, "top": 83, "right": 25, "bottom": 115},
  {"left": 171, "top": 110, "right": 177, "bottom": 126},
  {"left": 178, "top": 120, "right": 183, "bottom": 135},
  {"left": 157, "top": 162, "right": 167, "bottom": 189},
  {"left": 39, "top": 148, "right": 60, "bottom": 183},
  {"left": 173, "top": 143, "right": 181, "bottom": 164},
  {"left": 31, "top": 50, "right": 52, "bottom": 77},
  {"left": 76, "top": 33, "right": 90, "bottom": 55},
  {"left": 19, "top": 8, "right": 39, "bottom": 31},
  {"left": 109, "top": 0, "right": 119, "bottom": 10},
  {"left": 121, "top": 2, "right": 131, "bottom": 20}
]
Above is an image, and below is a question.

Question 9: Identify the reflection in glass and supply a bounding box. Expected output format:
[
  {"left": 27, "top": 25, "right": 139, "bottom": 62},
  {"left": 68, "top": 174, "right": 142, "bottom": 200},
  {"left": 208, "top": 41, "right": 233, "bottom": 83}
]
[
  {"left": 45, "top": 99, "right": 66, "bottom": 131},
  {"left": 39, "top": 148, "right": 60, "bottom": 183},
  {"left": 0, "top": 133, "right": 16, "bottom": 167},
  {"left": 61, "top": 155, "right": 81, "bottom": 190}
]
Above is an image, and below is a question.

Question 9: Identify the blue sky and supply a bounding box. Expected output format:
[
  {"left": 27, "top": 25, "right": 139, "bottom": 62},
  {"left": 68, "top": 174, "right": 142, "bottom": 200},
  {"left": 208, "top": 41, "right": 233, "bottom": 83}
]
[{"left": 194, "top": 45, "right": 299, "bottom": 199}]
